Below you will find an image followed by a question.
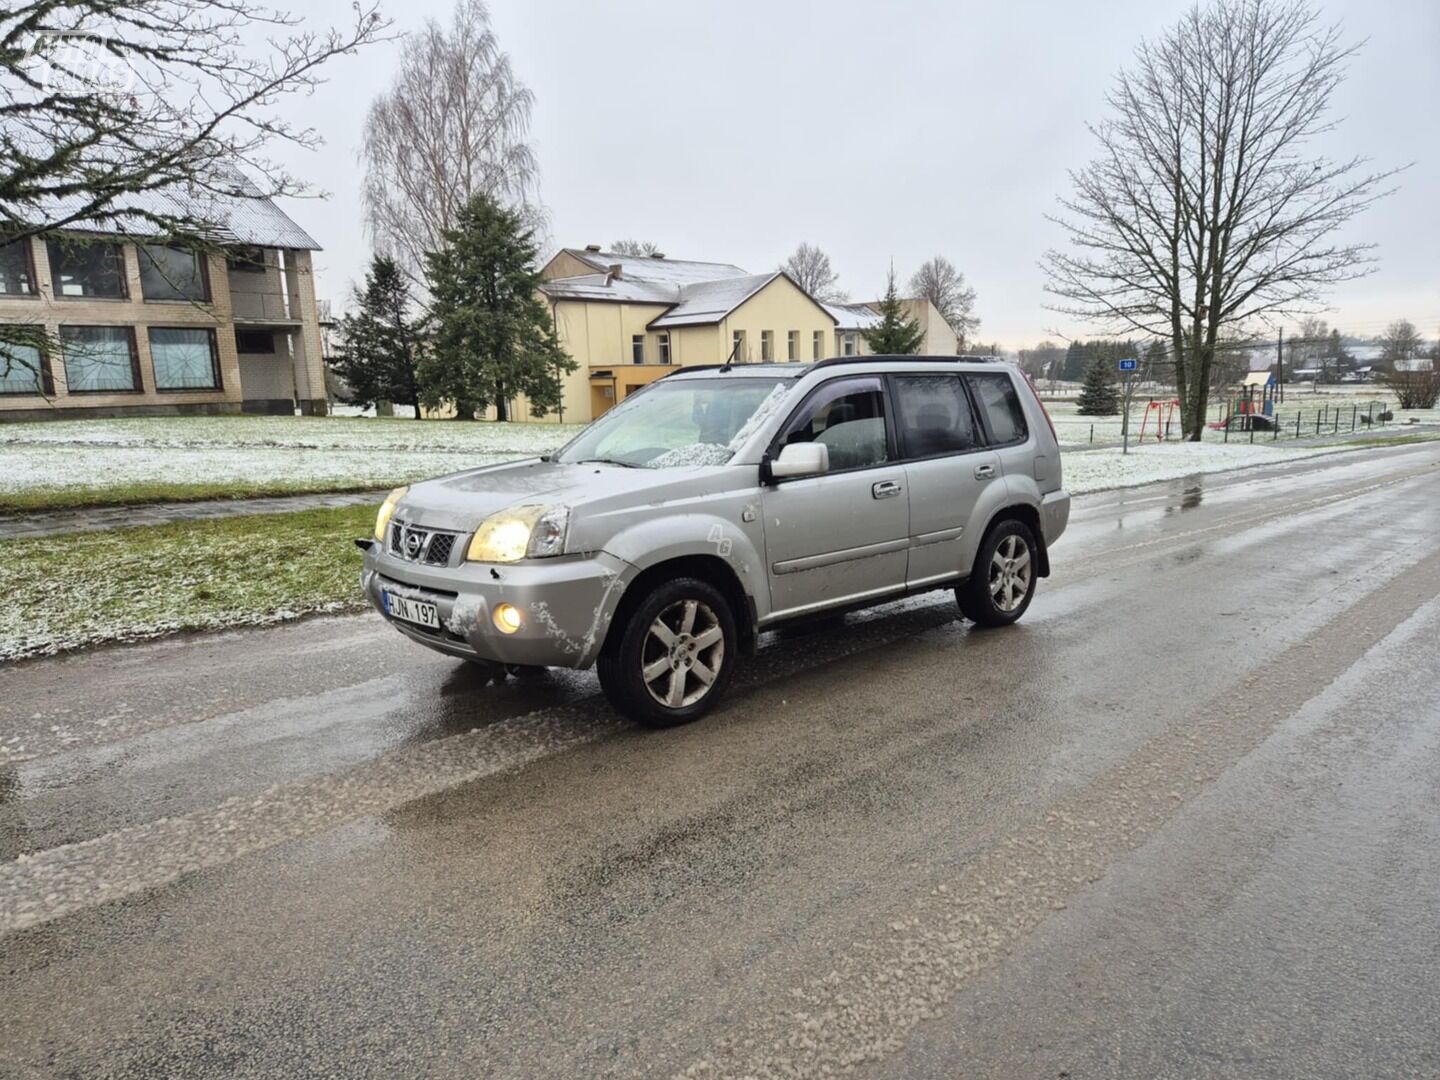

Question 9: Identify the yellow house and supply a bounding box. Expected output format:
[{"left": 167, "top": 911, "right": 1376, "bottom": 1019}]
[
  {"left": 526, "top": 246, "right": 840, "bottom": 421},
  {"left": 822, "top": 299, "right": 959, "bottom": 358}
]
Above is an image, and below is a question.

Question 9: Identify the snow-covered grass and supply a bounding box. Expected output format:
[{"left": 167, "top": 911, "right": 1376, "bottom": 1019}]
[
  {"left": 0, "top": 416, "right": 583, "bottom": 510},
  {"left": 1061, "top": 441, "right": 1347, "bottom": 494},
  {"left": 0, "top": 504, "right": 374, "bottom": 660}
]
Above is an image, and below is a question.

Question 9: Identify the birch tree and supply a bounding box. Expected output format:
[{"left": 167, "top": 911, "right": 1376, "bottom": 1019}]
[{"left": 361, "top": 0, "right": 541, "bottom": 281}]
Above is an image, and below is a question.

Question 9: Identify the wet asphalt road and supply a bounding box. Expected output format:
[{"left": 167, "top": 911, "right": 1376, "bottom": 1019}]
[{"left": 2, "top": 444, "right": 1439, "bottom": 1079}]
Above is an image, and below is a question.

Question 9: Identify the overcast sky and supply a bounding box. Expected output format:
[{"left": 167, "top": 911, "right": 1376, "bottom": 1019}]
[{"left": 275, "top": 0, "right": 1439, "bottom": 349}]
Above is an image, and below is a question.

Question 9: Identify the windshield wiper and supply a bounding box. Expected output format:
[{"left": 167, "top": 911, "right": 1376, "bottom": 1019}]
[{"left": 574, "top": 457, "right": 638, "bottom": 468}]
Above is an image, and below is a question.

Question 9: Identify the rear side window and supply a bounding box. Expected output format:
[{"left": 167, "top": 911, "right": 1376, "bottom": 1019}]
[
  {"left": 893, "top": 375, "right": 980, "bottom": 457},
  {"left": 965, "top": 373, "right": 1028, "bottom": 445}
]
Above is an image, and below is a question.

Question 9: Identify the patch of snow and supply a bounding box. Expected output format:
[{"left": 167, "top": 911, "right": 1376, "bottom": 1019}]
[
  {"left": 646, "top": 443, "right": 733, "bottom": 468},
  {"left": 1062, "top": 441, "right": 1347, "bottom": 494}
]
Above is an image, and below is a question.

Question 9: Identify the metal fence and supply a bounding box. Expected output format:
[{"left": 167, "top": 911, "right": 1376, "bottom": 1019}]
[{"left": 1214, "top": 400, "right": 1393, "bottom": 443}]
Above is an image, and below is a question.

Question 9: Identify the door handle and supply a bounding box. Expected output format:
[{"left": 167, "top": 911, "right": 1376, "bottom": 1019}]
[
  {"left": 872, "top": 480, "right": 903, "bottom": 500},
  {"left": 974, "top": 463, "right": 996, "bottom": 480}
]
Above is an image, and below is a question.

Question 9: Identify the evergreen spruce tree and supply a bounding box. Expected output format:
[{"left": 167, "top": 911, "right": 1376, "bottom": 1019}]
[
  {"left": 1062, "top": 339, "right": 1088, "bottom": 381},
  {"left": 420, "top": 194, "right": 576, "bottom": 420},
  {"left": 337, "top": 256, "right": 424, "bottom": 418},
  {"left": 861, "top": 269, "right": 926, "bottom": 355},
  {"left": 1076, "top": 353, "right": 1120, "bottom": 415}
]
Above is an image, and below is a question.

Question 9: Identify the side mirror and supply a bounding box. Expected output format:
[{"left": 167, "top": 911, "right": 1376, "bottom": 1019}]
[{"left": 770, "top": 441, "right": 829, "bottom": 479}]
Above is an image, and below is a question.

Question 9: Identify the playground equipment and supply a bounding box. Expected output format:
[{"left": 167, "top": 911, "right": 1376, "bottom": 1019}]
[
  {"left": 1210, "top": 371, "right": 1279, "bottom": 432},
  {"left": 1137, "top": 398, "right": 1179, "bottom": 442}
]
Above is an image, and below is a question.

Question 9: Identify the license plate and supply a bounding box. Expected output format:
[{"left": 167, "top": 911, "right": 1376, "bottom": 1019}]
[{"left": 383, "top": 590, "right": 439, "bottom": 629}]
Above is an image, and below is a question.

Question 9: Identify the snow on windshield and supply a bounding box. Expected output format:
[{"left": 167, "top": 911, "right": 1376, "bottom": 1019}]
[
  {"left": 726, "top": 382, "right": 791, "bottom": 451},
  {"left": 641, "top": 381, "right": 792, "bottom": 468}
]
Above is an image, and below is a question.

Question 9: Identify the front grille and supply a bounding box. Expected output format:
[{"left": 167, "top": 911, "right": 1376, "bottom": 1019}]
[{"left": 387, "top": 521, "right": 462, "bottom": 566}]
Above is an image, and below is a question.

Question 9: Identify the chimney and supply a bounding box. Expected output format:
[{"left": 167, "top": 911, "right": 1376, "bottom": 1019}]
[
  {"left": 650, "top": 252, "right": 665, "bottom": 259},
  {"left": 584, "top": 244, "right": 602, "bottom": 252},
  {"left": 607, "top": 263, "right": 623, "bottom": 279}
]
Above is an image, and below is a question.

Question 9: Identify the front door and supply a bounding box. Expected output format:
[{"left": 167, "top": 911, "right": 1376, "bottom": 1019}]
[{"left": 760, "top": 375, "right": 910, "bottom": 621}]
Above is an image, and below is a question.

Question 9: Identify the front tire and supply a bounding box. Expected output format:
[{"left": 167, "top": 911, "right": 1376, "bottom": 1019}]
[
  {"left": 957, "top": 519, "right": 1039, "bottom": 628},
  {"left": 598, "top": 577, "right": 737, "bottom": 727}
]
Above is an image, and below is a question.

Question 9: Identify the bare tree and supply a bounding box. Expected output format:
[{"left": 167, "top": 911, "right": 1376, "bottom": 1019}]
[
  {"left": 780, "top": 242, "right": 846, "bottom": 302},
  {"left": 611, "top": 239, "right": 660, "bottom": 256},
  {"left": 1379, "top": 318, "right": 1423, "bottom": 369},
  {"left": 362, "top": 0, "right": 541, "bottom": 281},
  {"left": 1, "top": 1, "right": 387, "bottom": 240},
  {"left": 1, "top": 0, "right": 388, "bottom": 381},
  {"left": 908, "top": 256, "right": 979, "bottom": 349},
  {"left": 1042, "top": 0, "right": 1399, "bottom": 439}
]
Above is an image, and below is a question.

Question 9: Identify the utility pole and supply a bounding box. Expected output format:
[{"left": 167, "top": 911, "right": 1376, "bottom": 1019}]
[{"left": 1276, "top": 327, "right": 1285, "bottom": 404}]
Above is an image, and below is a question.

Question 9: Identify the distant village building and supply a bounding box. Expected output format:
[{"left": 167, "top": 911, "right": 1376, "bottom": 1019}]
[
  {"left": 527, "top": 246, "right": 957, "bottom": 422},
  {"left": 0, "top": 176, "right": 326, "bottom": 421}
]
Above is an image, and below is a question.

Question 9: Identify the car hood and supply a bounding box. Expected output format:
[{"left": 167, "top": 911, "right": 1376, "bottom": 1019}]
[{"left": 393, "top": 458, "right": 708, "bottom": 533}]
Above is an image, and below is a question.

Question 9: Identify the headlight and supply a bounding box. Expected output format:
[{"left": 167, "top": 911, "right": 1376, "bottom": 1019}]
[
  {"left": 375, "top": 486, "right": 408, "bottom": 541},
  {"left": 466, "top": 504, "right": 570, "bottom": 563}
]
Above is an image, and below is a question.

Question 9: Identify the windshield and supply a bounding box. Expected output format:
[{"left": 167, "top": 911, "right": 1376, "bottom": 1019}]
[{"left": 554, "top": 378, "right": 793, "bottom": 468}]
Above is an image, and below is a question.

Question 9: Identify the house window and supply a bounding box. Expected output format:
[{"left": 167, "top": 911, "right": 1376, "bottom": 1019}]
[
  {"left": 760, "top": 330, "right": 774, "bottom": 361},
  {"left": 787, "top": 330, "right": 799, "bottom": 362},
  {"left": 842, "top": 332, "right": 858, "bottom": 357},
  {"left": 139, "top": 244, "right": 209, "bottom": 302},
  {"left": 657, "top": 332, "right": 671, "bottom": 364},
  {"left": 731, "top": 330, "right": 746, "bottom": 361},
  {"left": 0, "top": 238, "right": 35, "bottom": 295},
  {"left": 813, "top": 330, "right": 825, "bottom": 359},
  {"left": 227, "top": 246, "right": 268, "bottom": 273},
  {"left": 0, "top": 334, "right": 49, "bottom": 395},
  {"left": 60, "top": 326, "right": 139, "bottom": 392},
  {"left": 149, "top": 327, "right": 221, "bottom": 390},
  {"left": 631, "top": 334, "right": 645, "bottom": 363},
  {"left": 48, "top": 239, "right": 127, "bottom": 298},
  {"left": 235, "top": 330, "right": 275, "bottom": 354}
]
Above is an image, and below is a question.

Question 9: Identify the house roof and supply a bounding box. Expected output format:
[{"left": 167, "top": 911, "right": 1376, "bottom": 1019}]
[
  {"left": 15, "top": 166, "right": 321, "bottom": 250},
  {"left": 559, "top": 248, "right": 749, "bottom": 286},
  {"left": 648, "top": 272, "right": 784, "bottom": 329},
  {"left": 823, "top": 302, "right": 883, "bottom": 331},
  {"left": 541, "top": 251, "right": 839, "bottom": 330}
]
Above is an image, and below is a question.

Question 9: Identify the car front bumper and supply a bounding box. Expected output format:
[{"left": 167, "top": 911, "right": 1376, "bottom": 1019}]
[{"left": 361, "top": 542, "right": 636, "bottom": 669}]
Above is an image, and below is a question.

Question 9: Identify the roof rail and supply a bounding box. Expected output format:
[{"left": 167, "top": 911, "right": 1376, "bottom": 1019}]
[{"left": 810, "top": 354, "right": 1000, "bottom": 371}]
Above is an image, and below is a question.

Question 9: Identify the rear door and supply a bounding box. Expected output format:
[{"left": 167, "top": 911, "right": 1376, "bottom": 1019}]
[
  {"left": 760, "top": 375, "right": 910, "bottom": 621},
  {"left": 892, "top": 373, "right": 1000, "bottom": 587},
  {"left": 964, "top": 370, "right": 1035, "bottom": 481}
]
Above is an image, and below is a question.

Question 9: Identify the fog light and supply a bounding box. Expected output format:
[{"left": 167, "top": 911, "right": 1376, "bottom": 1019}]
[{"left": 493, "top": 603, "right": 524, "bottom": 634}]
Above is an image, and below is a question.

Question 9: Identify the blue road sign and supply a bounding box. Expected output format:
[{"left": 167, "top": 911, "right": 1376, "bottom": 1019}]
[{"left": 1118, "top": 358, "right": 1139, "bottom": 372}]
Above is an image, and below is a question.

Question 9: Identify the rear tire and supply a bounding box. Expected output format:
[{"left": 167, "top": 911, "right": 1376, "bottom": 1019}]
[
  {"left": 598, "top": 577, "right": 737, "bottom": 728},
  {"left": 957, "top": 519, "right": 1039, "bottom": 628}
]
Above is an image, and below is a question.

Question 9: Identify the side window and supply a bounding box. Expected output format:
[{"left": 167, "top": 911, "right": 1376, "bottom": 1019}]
[
  {"left": 779, "top": 376, "right": 889, "bottom": 471},
  {"left": 966, "top": 372, "right": 1028, "bottom": 445},
  {"left": 894, "top": 375, "right": 980, "bottom": 458}
]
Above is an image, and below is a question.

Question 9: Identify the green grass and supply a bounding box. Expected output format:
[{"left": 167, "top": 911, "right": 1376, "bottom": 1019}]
[
  {"left": 0, "top": 479, "right": 388, "bottom": 513},
  {"left": 0, "top": 505, "right": 376, "bottom": 660}
]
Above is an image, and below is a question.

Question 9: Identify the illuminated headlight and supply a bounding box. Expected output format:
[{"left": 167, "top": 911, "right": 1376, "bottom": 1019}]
[
  {"left": 374, "top": 486, "right": 408, "bottom": 541},
  {"left": 466, "top": 505, "right": 570, "bottom": 563}
]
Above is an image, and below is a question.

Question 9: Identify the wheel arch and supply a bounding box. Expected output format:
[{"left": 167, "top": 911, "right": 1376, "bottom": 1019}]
[
  {"left": 602, "top": 554, "right": 758, "bottom": 657},
  {"left": 980, "top": 503, "right": 1050, "bottom": 578}
]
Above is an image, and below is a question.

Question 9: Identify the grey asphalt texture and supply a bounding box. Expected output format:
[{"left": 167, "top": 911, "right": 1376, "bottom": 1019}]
[{"left": 2, "top": 443, "right": 1439, "bottom": 1079}]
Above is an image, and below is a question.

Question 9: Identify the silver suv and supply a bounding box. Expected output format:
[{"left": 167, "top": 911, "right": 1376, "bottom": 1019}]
[{"left": 360, "top": 357, "right": 1070, "bottom": 726}]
